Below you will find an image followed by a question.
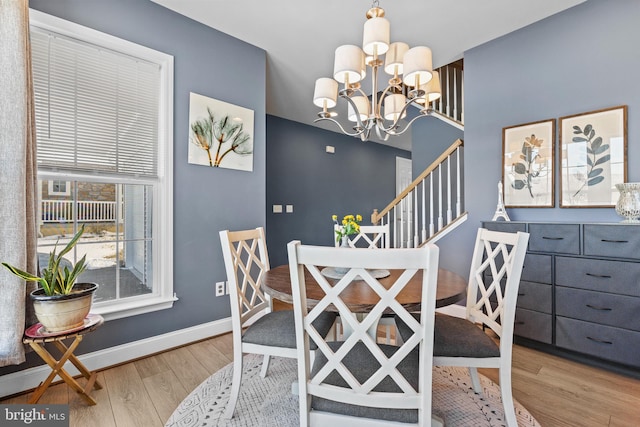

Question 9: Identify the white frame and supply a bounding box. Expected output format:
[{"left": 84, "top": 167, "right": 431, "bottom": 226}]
[{"left": 30, "top": 10, "right": 175, "bottom": 320}]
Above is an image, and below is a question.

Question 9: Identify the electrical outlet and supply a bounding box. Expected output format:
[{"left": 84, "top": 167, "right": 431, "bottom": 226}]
[{"left": 215, "top": 281, "right": 225, "bottom": 296}]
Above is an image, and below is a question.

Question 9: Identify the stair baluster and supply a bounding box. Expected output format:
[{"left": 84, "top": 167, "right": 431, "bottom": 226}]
[{"left": 372, "top": 139, "right": 467, "bottom": 248}]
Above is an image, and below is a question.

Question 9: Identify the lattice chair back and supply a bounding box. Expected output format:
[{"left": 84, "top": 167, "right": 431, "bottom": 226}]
[
  {"left": 334, "top": 224, "right": 390, "bottom": 248},
  {"left": 220, "top": 227, "right": 272, "bottom": 327},
  {"left": 221, "top": 227, "right": 333, "bottom": 419},
  {"left": 288, "top": 241, "right": 442, "bottom": 427},
  {"left": 465, "top": 228, "right": 529, "bottom": 340}
]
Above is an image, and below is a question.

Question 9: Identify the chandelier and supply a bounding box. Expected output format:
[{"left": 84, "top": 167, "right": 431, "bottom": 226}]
[{"left": 312, "top": 0, "right": 441, "bottom": 142}]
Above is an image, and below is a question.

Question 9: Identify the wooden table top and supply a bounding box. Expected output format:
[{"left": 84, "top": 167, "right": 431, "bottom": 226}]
[{"left": 263, "top": 264, "right": 467, "bottom": 313}]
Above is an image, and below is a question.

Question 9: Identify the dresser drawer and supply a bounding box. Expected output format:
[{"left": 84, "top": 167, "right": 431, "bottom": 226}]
[
  {"left": 483, "top": 253, "right": 550, "bottom": 284},
  {"left": 488, "top": 280, "right": 552, "bottom": 314},
  {"left": 556, "top": 316, "right": 640, "bottom": 367},
  {"left": 521, "top": 254, "right": 551, "bottom": 284},
  {"left": 556, "top": 287, "right": 640, "bottom": 332},
  {"left": 556, "top": 256, "right": 640, "bottom": 297},
  {"left": 482, "top": 221, "right": 527, "bottom": 234},
  {"left": 514, "top": 308, "right": 552, "bottom": 344},
  {"left": 528, "top": 223, "right": 580, "bottom": 254},
  {"left": 518, "top": 281, "right": 552, "bottom": 313},
  {"left": 584, "top": 224, "right": 640, "bottom": 260}
]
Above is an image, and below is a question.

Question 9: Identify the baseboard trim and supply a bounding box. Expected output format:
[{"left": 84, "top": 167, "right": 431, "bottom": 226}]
[{"left": 0, "top": 317, "right": 232, "bottom": 399}]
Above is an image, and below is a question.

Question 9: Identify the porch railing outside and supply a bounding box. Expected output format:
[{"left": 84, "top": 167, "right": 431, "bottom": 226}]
[
  {"left": 372, "top": 139, "right": 467, "bottom": 248},
  {"left": 41, "top": 200, "right": 119, "bottom": 223}
]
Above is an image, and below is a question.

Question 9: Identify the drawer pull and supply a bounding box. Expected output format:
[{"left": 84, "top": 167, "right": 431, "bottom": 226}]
[
  {"left": 586, "top": 304, "right": 612, "bottom": 311},
  {"left": 542, "top": 236, "right": 564, "bottom": 240},
  {"left": 514, "top": 321, "right": 525, "bottom": 325},
  {"left": 585, "top": 273, "right": 612, "bottom": 279},
  {"left": 586, "top": 336, "right": 613, "bottom": 345},
  {"left": 601, "top": 239, "right": 628, "bottom": 243},
  {"left": 517, "top": 293, "right": 525, "bottom": 297}
]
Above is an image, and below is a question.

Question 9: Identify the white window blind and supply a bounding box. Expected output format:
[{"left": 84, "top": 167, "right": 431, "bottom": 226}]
[{"left": 31, "top": 28, "right": 160, "bottom": 177}]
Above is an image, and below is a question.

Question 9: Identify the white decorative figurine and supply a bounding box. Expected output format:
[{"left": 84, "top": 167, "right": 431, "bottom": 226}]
[{"left": 492, "top": 181, "right": 511, "bottom": 221}]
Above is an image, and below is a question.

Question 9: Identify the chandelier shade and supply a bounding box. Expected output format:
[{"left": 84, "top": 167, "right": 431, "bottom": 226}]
[
  {"left": 333, "top": 45, "right": 366, "bottom": 84},
  {"left": 363, "top": 16, "right": 390, "bottom": 56},
  {"left": 313, "top": 78, "right": 338, "bottom": 108},
  {"left": 348, "top": 96, "right": 370, "bottom": 122},
  {"left": 312, "top": 0, "right": 440, "bottom": 142},
  {"left": 416, "top": 70, "right": 441, "bottom": 104},
  {"left": 384, "top": 93, "right": 407, "bottom": 121},
  {"left": 403, "top": 46, "right": 433, "bottom": 88},
  {"left": 384, "top": 42, "right": 409, "bottom": 76}
]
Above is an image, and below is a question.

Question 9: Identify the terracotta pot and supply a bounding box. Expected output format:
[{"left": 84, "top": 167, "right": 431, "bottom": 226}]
[{"left": 30, "top": 282, "right": 99, "bottom": 332}]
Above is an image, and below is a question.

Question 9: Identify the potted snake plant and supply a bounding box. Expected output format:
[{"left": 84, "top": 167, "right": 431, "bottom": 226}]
[{"left": 2, "top": 225, "right": 98, "bottom": 332}]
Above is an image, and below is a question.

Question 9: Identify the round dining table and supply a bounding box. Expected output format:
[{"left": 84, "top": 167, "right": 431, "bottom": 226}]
[{"left": 262, "top": 264, "right": 467, "bottom": 313}]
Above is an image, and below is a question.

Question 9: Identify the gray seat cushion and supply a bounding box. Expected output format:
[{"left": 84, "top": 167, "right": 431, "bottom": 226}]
[
  {"left": 396, "top": 312, "right": 500, "bottom": 358},
  {"left": 242, "top": 310, "right": 336, "bottom": 350},
  {"left": 310, "top": 341, "right": 420, "bottom": 423}
]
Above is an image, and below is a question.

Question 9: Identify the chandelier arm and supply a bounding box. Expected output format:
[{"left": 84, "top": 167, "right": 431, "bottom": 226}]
[
  {"left": 375, "top": 123, "right": 390, "bottom": 141},
  {"left": 313, "top": 116, "right": 366, "bottom": 137},
  {"left": 382, "top": 112, "right": 432, "bottom": 137},
  {"left": 375, "top": 97, "right": 423, "bottom": 134}
]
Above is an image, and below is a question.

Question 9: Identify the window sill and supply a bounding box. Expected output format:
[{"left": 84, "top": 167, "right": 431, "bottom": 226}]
[{"left": 92, "top": 294, "right": 179, "bottom": 321}]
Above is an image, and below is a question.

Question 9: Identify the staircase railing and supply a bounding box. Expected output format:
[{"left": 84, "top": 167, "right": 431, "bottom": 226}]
[
  {"left": 372, "top": 139, "right": 466, "bottom": 248},
  {"left": 429, "top": 60, "right": 464, "bottom": 126}
]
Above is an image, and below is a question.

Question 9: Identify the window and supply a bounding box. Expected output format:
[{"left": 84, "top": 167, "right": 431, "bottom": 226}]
[
  {"left": 48, "top": 180, "right": 70, "bottom": 196},
  {"left": 30, "top": 10, "right": 174, "bottom": 320}
]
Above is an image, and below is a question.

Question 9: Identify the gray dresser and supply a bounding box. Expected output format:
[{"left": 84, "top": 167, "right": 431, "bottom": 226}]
[{"left": 483, "top": 221, "right": 640, "bottom": 373}]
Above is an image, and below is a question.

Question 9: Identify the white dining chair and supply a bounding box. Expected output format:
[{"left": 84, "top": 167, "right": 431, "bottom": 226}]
[
  {"left": 334, "top": 224, "right": 390, "bottom": 248},
  {"left": 333, "top": 223, "right": 396, "bottom": 344},
  {"left": 219, "top": 227, "right": 336, "bottom": 419},
  {"left": 396, "top": 227, "right": 529, "bottom": 427},
  {"left": 288, "top": 240, "right": 443, "bottom": 427}
]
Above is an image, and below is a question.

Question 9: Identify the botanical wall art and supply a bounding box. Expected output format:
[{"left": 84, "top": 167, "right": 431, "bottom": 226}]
[
  {"left": 188, "top": 92, "right": 254, "bottom": 171},
  {"left": 559, "top": 105, "right": 627, "bottom": 207},
  {"left": 502, "top": 119, "right": 555, "bottom": 207}
]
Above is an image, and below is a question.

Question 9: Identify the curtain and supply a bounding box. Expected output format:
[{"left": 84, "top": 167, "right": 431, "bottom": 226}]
[{"left": 0, "top": 0, "right": 38, "bottom": 367}]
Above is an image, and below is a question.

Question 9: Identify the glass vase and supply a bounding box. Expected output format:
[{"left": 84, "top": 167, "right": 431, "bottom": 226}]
[
  {"left": 334, "top": 236, "right": 350, "bottom": 275},
  {"left": 615, "top": 183, "right": 640, "bottom": 223}
]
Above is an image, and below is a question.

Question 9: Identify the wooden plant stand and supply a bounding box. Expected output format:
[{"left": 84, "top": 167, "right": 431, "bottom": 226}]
[{"left": 23, "top": 314, "right": 104, "bottom": 405}]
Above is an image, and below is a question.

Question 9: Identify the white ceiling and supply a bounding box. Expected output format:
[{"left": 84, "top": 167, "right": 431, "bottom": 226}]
[{"left": 152, "top": 0, "right": 585, "bottom": 151}]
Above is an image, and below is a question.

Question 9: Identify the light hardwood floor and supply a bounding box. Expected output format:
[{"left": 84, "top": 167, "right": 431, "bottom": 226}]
[{"left": 2, "top": 332, "right": 639, "bottom": 426}]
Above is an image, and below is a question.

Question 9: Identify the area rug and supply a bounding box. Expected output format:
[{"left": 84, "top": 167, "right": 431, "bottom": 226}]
[{"left": 165, "top": 354, "right": 540, "bottom": 427}]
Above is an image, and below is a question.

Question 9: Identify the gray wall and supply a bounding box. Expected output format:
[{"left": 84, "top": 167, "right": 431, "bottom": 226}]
[
  {"left": 411, "top": 116, "right": 464, "bottom": 180},
  {"left": 1, "top": 0, "right": 266, "bottom": 373},
  {"left": 434, "top": 0, "right": 640, "bottom": 276},
  {"left": 266, "top": 115, "right": 410, "bottom": 266}
]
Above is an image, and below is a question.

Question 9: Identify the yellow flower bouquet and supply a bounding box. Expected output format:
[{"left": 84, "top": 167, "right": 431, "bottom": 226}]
[{"left": 332, "top": 214, "right": 362, "bottom": 243}]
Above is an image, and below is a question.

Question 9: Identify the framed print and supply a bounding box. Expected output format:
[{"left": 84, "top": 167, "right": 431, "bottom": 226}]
[
  {"left": 502, "top": 119, "right": 555, "bottom": 207},
  {"left": 559, "top": 105, "right": 627, "bottom": 207},
  {"left": 188, "top": 92, "right": 254, "bottom": 171}
]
